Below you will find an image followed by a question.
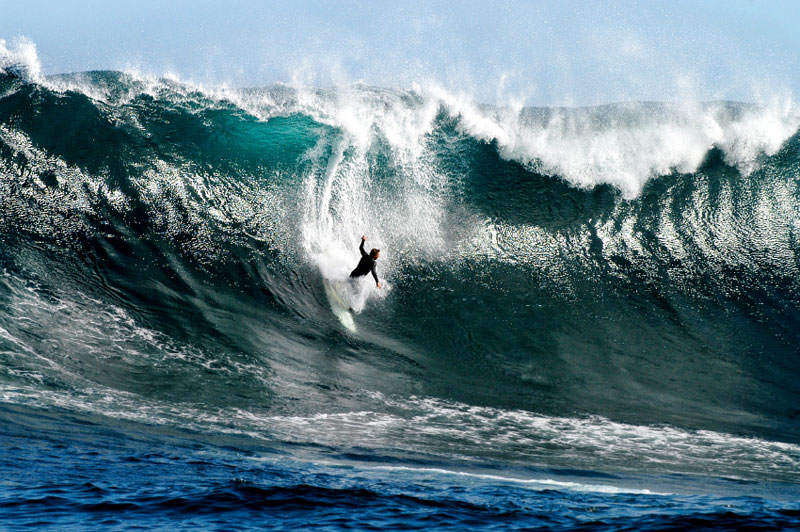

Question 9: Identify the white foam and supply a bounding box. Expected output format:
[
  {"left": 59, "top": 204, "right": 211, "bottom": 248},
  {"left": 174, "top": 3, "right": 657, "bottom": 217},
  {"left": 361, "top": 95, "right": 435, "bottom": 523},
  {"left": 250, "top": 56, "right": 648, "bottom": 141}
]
[
  {"left": 0, "top": 37, "right": 42, "bottom": 83},
  {"left": 363, "top": 465, "right": 665, "bottom": 495},
  {"left": 289, "top": 86, "right": 452, "bottom": 307},
  {"left": 428, "top": 89, "right": 800, "bottom": 199}
]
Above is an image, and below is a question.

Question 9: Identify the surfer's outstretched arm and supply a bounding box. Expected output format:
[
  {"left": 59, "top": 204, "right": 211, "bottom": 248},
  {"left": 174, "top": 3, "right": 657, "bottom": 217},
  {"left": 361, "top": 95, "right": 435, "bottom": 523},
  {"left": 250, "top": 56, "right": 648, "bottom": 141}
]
[
  {"left": 359, "top": 235, "right": 368, "bottom": 257},
  {"left": 371, "top": 264, "right": 381, "bottom": 288}
]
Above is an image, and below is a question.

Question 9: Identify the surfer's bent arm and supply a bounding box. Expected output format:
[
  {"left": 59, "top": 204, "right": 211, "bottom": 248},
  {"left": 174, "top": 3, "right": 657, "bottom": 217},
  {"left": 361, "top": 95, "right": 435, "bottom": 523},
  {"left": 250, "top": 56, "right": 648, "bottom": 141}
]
[
  {"left": 359, "top": 237, "right": 368, "bottom": 257},
  {"left": 371, "top": 264, "right": 379, "bottom": 286}
]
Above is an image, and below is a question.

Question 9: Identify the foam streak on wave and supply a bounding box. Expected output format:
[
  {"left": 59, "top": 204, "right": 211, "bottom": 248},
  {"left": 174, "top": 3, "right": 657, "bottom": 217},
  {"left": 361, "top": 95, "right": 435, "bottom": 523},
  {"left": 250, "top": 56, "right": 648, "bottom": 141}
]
[{"left": 1, "top": 376, "right": 798, "bottom": 485}]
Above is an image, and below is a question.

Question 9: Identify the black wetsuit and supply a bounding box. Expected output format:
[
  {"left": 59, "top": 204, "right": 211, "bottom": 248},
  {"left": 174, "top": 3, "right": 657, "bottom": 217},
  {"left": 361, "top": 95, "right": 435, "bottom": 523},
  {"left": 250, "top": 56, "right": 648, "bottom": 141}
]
[{"left": 350, "top": 240, "right": 379, "bottom": 284}]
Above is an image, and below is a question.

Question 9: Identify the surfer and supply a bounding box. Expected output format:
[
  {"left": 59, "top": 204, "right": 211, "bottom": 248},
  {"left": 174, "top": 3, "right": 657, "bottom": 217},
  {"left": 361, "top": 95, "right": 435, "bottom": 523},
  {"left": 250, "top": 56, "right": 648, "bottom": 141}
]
[{"left": 350, "top": 236, "right": 382, "bottom": 288}]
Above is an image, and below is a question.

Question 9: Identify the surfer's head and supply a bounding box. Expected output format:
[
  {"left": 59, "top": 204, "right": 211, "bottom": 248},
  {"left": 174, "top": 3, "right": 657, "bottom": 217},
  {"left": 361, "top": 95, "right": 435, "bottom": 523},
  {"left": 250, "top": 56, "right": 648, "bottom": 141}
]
[{"left": 370, "top": 248, "right": 380, "bottom": 259}]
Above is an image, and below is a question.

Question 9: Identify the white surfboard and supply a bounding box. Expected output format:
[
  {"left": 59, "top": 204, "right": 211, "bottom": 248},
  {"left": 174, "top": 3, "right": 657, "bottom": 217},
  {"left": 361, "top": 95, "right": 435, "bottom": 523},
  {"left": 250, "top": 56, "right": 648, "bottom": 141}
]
[{"left": 323, "top": 279, "right": 356, "bottom": 332}]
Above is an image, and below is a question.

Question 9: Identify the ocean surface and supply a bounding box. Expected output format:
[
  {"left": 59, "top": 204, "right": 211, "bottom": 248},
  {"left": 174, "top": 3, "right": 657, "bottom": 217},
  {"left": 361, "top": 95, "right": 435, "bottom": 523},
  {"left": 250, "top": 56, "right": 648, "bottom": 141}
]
[{"left": 1, "top": 49, "right": 800, "bottom": 530}]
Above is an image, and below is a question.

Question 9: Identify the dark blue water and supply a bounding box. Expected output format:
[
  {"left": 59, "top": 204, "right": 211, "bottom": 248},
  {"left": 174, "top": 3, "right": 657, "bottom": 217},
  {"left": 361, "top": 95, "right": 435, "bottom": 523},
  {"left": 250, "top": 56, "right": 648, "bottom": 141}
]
[
  {"left": 4, "top": 405, "right": 800, "bottom": 531},
  {"left": 1, "top": 61, "right": 799, "bottom": 530}
]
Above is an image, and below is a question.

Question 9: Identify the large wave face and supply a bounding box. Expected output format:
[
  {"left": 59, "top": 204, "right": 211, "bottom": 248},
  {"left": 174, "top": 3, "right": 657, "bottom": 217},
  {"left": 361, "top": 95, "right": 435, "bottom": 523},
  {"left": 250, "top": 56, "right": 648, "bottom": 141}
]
[{"left": 1, "top": 59, "right": 800, "bottom": 486}]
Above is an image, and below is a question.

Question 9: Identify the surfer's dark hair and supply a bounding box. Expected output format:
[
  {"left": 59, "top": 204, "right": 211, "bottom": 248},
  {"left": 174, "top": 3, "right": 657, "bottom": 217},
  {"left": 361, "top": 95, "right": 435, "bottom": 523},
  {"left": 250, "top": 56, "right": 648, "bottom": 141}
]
[{"left": 370, "top": 248, "right": 380, "bottom": 258}]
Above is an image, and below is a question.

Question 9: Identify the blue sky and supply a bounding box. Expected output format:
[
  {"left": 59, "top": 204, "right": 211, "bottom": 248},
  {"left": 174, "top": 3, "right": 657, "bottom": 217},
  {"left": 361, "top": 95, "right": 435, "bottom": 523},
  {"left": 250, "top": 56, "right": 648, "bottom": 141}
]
[{"left": 2, "top": 0, "right": 799, "bottom": 105}]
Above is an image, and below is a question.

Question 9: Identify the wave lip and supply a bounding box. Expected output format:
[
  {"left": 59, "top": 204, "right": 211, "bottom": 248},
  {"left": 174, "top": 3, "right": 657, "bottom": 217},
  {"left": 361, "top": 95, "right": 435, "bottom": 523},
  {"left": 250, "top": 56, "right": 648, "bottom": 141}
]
[
  {"left": 435, "top": 93, "right": 800, "bottom": 198},
  {"left": 4, "top": 55, "right": 797, "bottom": 202}
]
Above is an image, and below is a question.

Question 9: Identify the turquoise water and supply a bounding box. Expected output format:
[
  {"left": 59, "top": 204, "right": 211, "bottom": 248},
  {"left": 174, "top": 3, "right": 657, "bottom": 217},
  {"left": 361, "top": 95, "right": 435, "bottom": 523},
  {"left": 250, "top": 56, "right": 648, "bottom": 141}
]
[{"left": 1, "top": 67, "right": 799, "bottom": 530}]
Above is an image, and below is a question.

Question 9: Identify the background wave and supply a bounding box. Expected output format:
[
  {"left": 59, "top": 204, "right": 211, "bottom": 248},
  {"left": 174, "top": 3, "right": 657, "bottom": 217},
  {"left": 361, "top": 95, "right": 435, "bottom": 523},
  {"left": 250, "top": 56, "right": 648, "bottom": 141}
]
[{"left": 1, "top": 45, "right": 800, "bottom": 488}]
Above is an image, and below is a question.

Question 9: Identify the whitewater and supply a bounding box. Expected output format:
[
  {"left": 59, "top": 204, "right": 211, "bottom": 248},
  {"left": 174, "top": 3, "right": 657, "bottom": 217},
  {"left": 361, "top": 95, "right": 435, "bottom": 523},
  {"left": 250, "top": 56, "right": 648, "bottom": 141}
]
[{"left": 2, "top": 38, "right": 800, "bottom": 530}]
